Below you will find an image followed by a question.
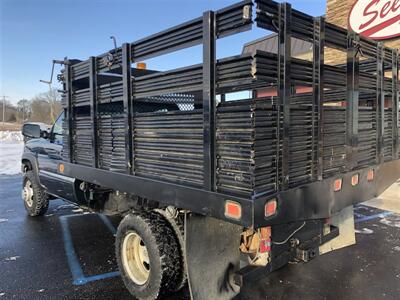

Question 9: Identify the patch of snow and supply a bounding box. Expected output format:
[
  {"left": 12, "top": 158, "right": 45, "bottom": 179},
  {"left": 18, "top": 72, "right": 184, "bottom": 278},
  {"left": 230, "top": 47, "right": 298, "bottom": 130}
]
[
  {"left": 4, "top": 256, "right": 20, "bottom": 261},
  {"left": 0, "top": 132, "right": 24, "bottom": 175},
  {"left": 0, "top": 292, "right": 5, "bottom": 297},
  {"left": 0, "top": 218, "right": 8, "bottom": 223},
  {"left": 37, "top": 289, "right": 45, "bottom": 293},
  {"left": 72, "top": 208, "right": 84, "bottom": 213},
  {"left": 394, "top": 246, "right": 400, "bottom": 252},
  {"left": 355, "top": 228, "right": 374, "bottom": 234},
  {"left": 380, "top": 215, "right": 400, "bottom": 228},
  {"left": 0, "top": 131, "right": 23, "bottom": 142}
]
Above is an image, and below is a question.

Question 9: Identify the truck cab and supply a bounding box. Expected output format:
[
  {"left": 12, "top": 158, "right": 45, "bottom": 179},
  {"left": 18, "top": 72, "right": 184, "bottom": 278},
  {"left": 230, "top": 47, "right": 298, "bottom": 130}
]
[{"left": 21, "top": 112, "right": 83, "bottom": 215}]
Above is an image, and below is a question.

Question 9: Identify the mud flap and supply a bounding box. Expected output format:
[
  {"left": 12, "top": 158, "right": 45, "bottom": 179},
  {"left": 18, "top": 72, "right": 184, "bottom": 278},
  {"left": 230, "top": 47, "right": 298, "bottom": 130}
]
[{"left": 185, "top": 214, "right": 243, "bottom": 300}]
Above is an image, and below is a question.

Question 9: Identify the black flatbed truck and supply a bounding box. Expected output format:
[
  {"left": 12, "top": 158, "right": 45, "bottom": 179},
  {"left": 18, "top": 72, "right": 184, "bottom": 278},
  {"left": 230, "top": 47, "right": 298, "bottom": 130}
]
[{"left": 21, "top": 0, "right": 399, "bottom": 299}]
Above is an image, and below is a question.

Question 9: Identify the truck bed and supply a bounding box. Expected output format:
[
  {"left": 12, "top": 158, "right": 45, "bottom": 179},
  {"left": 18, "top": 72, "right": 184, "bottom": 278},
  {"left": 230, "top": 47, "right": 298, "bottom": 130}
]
[{"left": 59, "top": 0, "right": 400, "bottom": 228}]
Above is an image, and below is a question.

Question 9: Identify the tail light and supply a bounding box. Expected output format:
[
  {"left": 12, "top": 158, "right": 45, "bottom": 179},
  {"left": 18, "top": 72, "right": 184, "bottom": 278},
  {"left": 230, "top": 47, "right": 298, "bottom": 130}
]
[
  {"left": 225, "top": 201, "right": 242, "bottom": 220},
  {"left": 367, "top": 169, "right": 374, "bottom": 181},
  {"left": 333, "top": 178, "right": 342, "bottom": 192},
  {"left": 351, "top": 174, "right": 359, "bottom": 186},
  {"left": 265, "top": 199, "right": 277, "bottom": 218}
]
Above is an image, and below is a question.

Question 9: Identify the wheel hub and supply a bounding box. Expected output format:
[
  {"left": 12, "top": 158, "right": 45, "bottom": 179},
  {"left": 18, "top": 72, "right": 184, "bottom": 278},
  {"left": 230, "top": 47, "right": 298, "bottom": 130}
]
[
  {"left": 22, "top": 179, "right": 34, "bottom": 207},
  {"left": 122, "top": 231, "right": 150, "bottom": 285}
]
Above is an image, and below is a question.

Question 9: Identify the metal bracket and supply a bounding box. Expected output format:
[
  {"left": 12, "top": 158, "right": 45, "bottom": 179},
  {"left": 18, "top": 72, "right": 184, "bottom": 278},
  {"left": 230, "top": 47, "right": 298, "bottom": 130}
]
[
  {"left": 353, "top": 40, "right": 364, "bottom": 58},
  {"left": 295, "top": 247, "right": 318, "bottom": 262},
  {"left": 105, "top": 36, "right": 119, "bottom": 67},
  {"left": 243, "top": 5, "right": 252, "bottom": 21},
  {"left": 39, "top": 59, "right": 68, "bottom": 85}
]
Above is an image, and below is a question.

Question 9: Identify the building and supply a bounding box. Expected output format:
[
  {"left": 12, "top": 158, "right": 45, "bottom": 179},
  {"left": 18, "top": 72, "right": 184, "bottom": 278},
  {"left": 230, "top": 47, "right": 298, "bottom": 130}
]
[{"left": 242, "top": 0, "right": 399, "bottom": 100}]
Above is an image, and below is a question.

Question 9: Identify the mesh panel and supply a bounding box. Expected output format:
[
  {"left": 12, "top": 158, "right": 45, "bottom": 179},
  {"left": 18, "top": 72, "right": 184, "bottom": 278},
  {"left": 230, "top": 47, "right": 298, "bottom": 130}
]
[
  {"left": 134, "top": 94, "right": 196, "bottom": 113},
  {"left": 98, "top": 102, "right": 124, "bottom": 115}
]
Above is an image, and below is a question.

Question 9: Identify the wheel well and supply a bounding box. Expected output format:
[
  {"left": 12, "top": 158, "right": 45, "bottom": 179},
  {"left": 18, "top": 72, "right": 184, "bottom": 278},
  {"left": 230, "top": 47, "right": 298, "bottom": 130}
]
[{"left": 22, "top": 159, "right": 33, "bottom": 172}]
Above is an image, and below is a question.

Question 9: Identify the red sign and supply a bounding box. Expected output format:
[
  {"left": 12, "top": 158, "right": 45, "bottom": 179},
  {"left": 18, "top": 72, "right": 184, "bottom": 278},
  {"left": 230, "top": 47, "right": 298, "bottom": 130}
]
[{"left": 349, "top": 0, "right": 400, "bottom": 40}]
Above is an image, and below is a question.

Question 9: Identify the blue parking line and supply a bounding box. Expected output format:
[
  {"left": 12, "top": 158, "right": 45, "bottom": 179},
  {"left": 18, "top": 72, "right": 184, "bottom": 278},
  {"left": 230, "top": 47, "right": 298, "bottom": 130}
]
[
  {"left": 73, "top": 271, "right": 121, "bottom": 286},
  {"left": 59, "top": 213, "right": 120, "bottom": 286},
  {"left": 355, "top": 211, "right": 394, "bottom": 223},
  {"left": 354, "top": 212, "right": 366, "bottom": 218},
  {"left": 59, "top": 216, "right": 85, "bottom": 282}
]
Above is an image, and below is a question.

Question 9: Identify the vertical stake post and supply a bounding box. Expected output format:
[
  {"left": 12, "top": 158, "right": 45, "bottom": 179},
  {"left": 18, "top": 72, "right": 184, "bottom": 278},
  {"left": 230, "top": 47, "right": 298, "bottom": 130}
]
[
  {"left": 346, "top": 32, "right": 359, "bottom": 170},
  {"left": 122, "top": 43, "right": 133, "bottom": 174},
  {"left": 376, "top": 43, "right": 384, "bottom": 164},
  {"left": 65, "top": 63, "right": 74, "bottom": 163},
  {"left": 392, "top": 50, "right": 399, "bottom": 159},
  {"left": 89, "top": 56, "right": 98, "bottom": 168},
  {"left": 313, "top": 17, "right": 325, "bottom": 181},
  {"left": 278, "top": 3, "right": 292, "bottom": 190},
  {"left": 202, "top": 11, "right": 216, "bottom": 191}
]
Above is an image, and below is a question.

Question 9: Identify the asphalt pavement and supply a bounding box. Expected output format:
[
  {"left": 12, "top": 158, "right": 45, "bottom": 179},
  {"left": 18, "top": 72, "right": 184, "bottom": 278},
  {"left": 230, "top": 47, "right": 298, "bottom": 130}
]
[{"left": 0, "top": 175, "right": 399, "bottom": 299}]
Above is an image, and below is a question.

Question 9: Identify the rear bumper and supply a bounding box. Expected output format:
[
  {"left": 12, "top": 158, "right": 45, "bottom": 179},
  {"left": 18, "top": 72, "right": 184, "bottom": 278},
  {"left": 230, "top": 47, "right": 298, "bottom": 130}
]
[
  {"left": 60, "top": 159, "right": 400, "bottom": 228},
  {"left": 256, "top": 159, "right": 400, "bottom": 228}
]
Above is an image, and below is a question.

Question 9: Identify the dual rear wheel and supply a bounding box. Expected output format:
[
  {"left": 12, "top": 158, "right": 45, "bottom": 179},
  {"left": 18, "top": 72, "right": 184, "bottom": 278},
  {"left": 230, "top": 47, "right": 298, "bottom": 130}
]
[
  {"left": 21, "top": 170, "right": 184, "bottom": 299},
  {"left": 116, "top": 211, "right": 185, "bottom": 300}
]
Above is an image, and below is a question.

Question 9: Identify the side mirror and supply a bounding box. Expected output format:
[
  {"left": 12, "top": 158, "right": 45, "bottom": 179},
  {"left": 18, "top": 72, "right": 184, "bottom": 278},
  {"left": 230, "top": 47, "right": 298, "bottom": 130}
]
[{"left": 22, "top": 124, "right": 42, "bottom": 139}]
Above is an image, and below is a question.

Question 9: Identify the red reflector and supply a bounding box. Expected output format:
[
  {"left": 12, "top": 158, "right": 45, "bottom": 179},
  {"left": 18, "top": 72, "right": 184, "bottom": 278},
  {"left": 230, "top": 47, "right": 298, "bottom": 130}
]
[
  {"left": 259, "top": 227, "right": 271, "bottom": 253},
  {"left": 225, "top": 201, "right": 242, "bottom": 220},
  {"left": 265, "top": 199, "right": 277, "bottom": 218},
  {"left": 367, "top": 170, "right": 374, "bottom": 181},
  {"left": 351, "top": 174, "right": 359, "bottom": 186},
  {"left": 334, "top": 179, "right": 342, "bottom": 192}
]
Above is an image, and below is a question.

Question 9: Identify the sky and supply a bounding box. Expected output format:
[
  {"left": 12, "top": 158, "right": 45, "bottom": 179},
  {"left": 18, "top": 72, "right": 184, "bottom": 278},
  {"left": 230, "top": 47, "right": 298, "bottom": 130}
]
[{"left": 0, "top": 0, "right": 325, "bottom": 104}]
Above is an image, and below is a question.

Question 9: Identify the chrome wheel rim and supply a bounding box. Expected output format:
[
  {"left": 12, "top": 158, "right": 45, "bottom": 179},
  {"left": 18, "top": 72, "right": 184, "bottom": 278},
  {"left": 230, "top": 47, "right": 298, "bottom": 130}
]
[
  {"left": 22, "top": 179, "right": 34, "bottom": 207},
  {"left": 122, "top": 231, "right": 150, "bottom": 285}
]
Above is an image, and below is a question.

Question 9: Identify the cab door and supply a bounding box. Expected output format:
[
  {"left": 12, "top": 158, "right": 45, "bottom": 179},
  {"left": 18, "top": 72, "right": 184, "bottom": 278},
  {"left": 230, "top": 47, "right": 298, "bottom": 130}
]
[{"left": 37, "top": 112, "right": 77, "bottom": 202}]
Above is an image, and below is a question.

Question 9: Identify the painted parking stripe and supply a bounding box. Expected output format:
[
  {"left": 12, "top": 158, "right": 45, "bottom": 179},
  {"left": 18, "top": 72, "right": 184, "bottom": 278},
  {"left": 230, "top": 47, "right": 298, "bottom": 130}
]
[
  {"left": 355, "top": 211, "right": 394, "bottom": 223},
  {"left": 59, "top": 213, "right": 120, "bottom": 286},
  {"left": 354, "top": 212, "right": 366, "bottom": 218},
  {"left": 73, "top": 271, "right": 121, "bottom": 286},
  {"left": 60, "top": 216, "right": 85, "bottom": 282}
]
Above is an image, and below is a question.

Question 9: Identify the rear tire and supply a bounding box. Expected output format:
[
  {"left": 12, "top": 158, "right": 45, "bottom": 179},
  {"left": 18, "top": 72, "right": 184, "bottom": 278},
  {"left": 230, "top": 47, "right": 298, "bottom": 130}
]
[
  {"left": 116, "top": 211, "right": 183, "bottom": 300},
  {"left": 22, "top": 171, "right": 49, "bottom": 216}
]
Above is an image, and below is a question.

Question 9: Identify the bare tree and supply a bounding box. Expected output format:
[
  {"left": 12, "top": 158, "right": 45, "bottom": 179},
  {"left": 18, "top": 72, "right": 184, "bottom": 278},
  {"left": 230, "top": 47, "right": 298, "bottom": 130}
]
[
  {"left": 0, "top": 99, "right": 18, "bottom": 123},
  {"left": 17, "top": 99, "right": 31, "bottom": 123},
  {"left": 29, "top": 89, "right": 62, "bottom": 124}
]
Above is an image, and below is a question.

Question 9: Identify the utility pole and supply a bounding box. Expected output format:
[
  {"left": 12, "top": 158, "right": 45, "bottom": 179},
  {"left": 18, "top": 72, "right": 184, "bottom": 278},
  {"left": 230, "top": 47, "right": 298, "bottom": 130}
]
[{"left": 2, "top": 95, "right": 9, "bottom": 126}]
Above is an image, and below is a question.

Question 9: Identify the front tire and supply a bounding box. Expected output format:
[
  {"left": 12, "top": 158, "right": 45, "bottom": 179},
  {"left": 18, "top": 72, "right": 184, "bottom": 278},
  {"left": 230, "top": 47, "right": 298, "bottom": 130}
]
[
  {"left": 22, "top": 171, "right": 49, "bottom": 216},
  {"left": 116, "top": 211, "right": 183, "bottom": 300}
]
